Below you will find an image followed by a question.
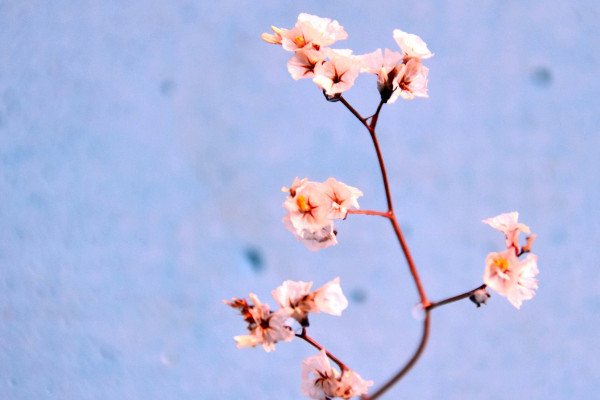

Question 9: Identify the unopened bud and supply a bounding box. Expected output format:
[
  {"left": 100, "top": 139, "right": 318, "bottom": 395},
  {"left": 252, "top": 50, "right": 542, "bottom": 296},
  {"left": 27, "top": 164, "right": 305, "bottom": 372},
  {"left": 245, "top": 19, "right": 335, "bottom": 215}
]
[{"left": 469, "top": 288, "right": 491, "bottom": 308}]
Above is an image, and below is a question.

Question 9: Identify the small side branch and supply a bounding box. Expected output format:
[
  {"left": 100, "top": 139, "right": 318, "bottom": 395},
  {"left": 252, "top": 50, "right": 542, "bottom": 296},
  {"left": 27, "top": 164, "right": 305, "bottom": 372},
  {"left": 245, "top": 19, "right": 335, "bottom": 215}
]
[
  {"left": 339, "top": 96, "right": 369, "bottom": 129},
  {"left": 426, "top": 284, "right": 487, "bottom": 311},
  {"left": 297, "top": 329, "right": 348, "bottom": 372},
  {"left": 347, "top": 209, "right": 391, "bottom": 218}
]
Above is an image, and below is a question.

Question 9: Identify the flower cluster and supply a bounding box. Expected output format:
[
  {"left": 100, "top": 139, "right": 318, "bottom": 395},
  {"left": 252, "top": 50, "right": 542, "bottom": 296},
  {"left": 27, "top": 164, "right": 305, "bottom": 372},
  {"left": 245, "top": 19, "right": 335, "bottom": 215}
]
[
  {"left": 282, "top": 177, "right": 363, "bottom": 250},
  {"left": 225, "top": 278, "right": 372, "bottom": 399},
  {"left": 302, "top": 350, "right": 373, "bottom": 400},
  {"left": 482, "top": 212, "right": 539, "bottom": 309},
  {"left": 224, "top": 277, "right": 348, "bottom": 351},
  {"left": 262, "top": 13, "right": 433, "bottom": 102}
]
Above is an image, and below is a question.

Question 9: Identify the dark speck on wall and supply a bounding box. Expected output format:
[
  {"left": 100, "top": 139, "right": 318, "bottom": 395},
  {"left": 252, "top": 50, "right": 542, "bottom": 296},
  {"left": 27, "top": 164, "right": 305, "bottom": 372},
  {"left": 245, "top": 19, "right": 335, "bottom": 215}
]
[
  {"left": 530, "top": 66, "right": 552, "bottom": 87},
  {"left": 244, "top": 246, "right": 264, "bottom": 273}
]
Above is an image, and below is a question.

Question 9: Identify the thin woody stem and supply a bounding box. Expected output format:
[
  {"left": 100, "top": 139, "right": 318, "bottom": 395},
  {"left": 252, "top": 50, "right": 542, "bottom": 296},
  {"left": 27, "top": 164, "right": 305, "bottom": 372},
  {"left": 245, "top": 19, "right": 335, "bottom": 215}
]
[
  {"left": 340, "top": 96, "right": 432, "bottom": 398},
  {"left": 297, "top": 329, "right": 348, "bottom": 372},
  {"left": 388, "top": 215, "right": 429, "bottom": 306},
  {"left": 426, "top": 284, "right": 487, "bottom": 311},
  {"left": 347, "top": 209, "right": 391, "bottom": 218},
  {"left": 369, "top": 100, "right": 385, "bottom": 129},
  {"left": 339, "top": 96, "right": 369, "bottom": 128},
  {"left": 363, "top": 310, "right": 431, "bottom": 400},
  {"left": 368, "top": 127, "right": 395, "bottom": 213}
]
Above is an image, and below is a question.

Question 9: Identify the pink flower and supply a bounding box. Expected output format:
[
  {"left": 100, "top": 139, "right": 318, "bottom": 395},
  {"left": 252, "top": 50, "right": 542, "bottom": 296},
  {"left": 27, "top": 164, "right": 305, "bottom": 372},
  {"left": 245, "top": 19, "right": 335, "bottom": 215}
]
[
  {"left": 272, "top": 277, "right": 349, "bottom": 326},
  {"left": 335, "top": 369, "right": 373, "bottom": 399},
  {"left": 313, "top": 50, "right": 362, "bottom": 96},
  {"left": 393, "top": 29, "right": 434, "bottom": 60},
  {"left": 287, "top": 49, "right": 327, "bottom": 80},
  {"left": 484, "top": 250, "right": 539, "bottom": 309},
  {"left": 262, "top": 13, "right": 347, "bottom": 52},
  {"left": 360, "top": 48, "right": 405, "bottom": 101},
  {"left": 483, "top": 212, "right": 531, "bottom": 250},
  {"left": 283, "top": 181, "right": 332, "bottom": 234},
  {"left": 321, "top": 177, "right": 364, "bottom": 219},
  {"left": 301, "top": 350, "right": 373, "bottom": 400},
  {"left": 282, "top": 178, "right": 362, "bottom": 250},
  {"left": 301, "top": 350, "right": 341, "bottom": 399},
  {"left": 313, "top": 277, "right": 349, "bottom": 316},
  {"left": 226, "top": 293, "right": 295, "bottom": 352},
  {"left": 388, "top": 58, "right": 429, "bottom": 101}
]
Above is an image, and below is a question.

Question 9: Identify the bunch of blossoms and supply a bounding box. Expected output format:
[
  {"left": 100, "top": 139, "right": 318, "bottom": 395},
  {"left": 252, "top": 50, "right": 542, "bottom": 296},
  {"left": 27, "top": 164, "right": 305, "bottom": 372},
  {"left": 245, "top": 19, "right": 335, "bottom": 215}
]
[
  {"left": 224, "top": 278, "right": 373, "bottom": 398},
  {"left": 282, "top": 177, "right": 363, "bottom": 250},
  {"left": 261, "top": 13, "right": 432, "bottom": 101},
  {"left": 225, "top": 13, "right": 541, "bottom": 400}
]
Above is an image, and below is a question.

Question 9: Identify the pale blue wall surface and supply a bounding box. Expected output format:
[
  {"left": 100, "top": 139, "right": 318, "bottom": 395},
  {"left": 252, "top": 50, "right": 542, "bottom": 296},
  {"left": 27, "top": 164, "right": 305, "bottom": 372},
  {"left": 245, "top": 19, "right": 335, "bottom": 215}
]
[{"left": 1, "top": 1, "right": 599, "bottom": 399}]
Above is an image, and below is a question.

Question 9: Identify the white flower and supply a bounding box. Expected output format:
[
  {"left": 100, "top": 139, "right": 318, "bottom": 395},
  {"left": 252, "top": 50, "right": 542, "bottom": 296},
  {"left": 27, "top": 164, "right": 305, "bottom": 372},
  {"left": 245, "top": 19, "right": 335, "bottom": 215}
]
[
  {"left": 295, "top": 13, "right": 348, "bottom": 50},
  {"left": 231, "top": 294, "right": 295, "bottom": 352},
  {"left": 300, "top": 223, "right": 339, "bottom": 251},
  {"left": 321, "top": 177, "right": 364, "bottom": 219},
  {"left": 313, "top": 277, "right": 349, "bottom": 316},
  {"left": 483, "top": 211, "right": 531, "bottom": 250},
  {"left": 301, "top": 350, "right": 373, "bottom": 400},
  {"left": 272, "top": 277, "right": 348, "bottom": 325},
  {"left": 484, "top": 250, "right": 539, "bottom": 309},
  {"left": 313, "top": 51, "right": 362, "bottom": 96},
  {"left": 335, "top": 369, "right": 373, "bottom": 399},
  {"left": 272, "top": 280, "right": 318, "bottom": 325},
  {"left": 301, "top": 350, "right": 340, "bottom": 400},
  {"left": 393, "top": 29, "right": 434, "bottom": 60},
  {"left": 262, "top": 13, "right": 347, "bottom": 52}
]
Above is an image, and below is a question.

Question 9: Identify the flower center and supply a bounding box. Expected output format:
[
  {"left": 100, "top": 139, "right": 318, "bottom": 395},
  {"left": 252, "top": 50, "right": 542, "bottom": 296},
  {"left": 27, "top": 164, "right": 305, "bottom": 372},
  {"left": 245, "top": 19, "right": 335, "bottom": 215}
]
[
  {"left": 294, "top": 35, "right": 306, "bottom": 48},
  {"left": 296, "top": 195, "right": 312, "bottom": 212},
  {"left": 493, "top": 257, "right": 509, "bottom": 272}
]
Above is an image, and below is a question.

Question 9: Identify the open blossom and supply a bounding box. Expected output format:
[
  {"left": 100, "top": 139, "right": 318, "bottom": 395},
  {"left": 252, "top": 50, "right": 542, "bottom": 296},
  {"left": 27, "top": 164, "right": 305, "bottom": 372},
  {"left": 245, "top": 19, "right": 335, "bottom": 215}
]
[
  {"left": 391, "top": 58, "right": 430, "bottom": 101},
  {"left": 322, "top": 177, "right": 364, "bottom": 219},
  {"left": 483, "top": 211, "right": 531, "bottom": 250},
  {"left": 393, "top": 29, "right": 434, "bottom": 60},
  {"left": 224, "top": 293, "right": 294, "bottom": 352},
  {"left": 360, "top": 30, "right": 432, "bottom": 103},
  {"left": 262, "top": 13, "right": 347, "bottom": 52},
  {"left": 283, "top": 180, "right": 332, "bottom": 234},
  {"left": 282, "top": 177, "right": 363, "bottom": 250},
  {"left": 313, "top": 50, "right": 362, "bottom": 97},
  {"left": 287, "top": 48, "right": 328, "bottom": 80},
  {"left": 272, "top": 277, "right": 348, "bottom": 326},
  {"left": 301, "top": 350, "right": 373, "bottom": 400},
  {"left": 360, "top": 48, "right": 404, "bottom": 102},
  {"left": 484, "top": 250, "right": 539, "bottom": 309},
  {"left": 284, "top": 218, "right": 338, "bottom": 251}
]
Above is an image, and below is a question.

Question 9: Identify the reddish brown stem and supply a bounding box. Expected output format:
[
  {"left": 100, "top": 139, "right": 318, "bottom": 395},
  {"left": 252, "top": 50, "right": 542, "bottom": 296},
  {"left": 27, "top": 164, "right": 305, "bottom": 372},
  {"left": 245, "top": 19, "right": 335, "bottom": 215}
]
[
  {"left": 347, "top": 209, "right": 391, "bottom": 218},
  {"left": 426, "top": 284, "right": 487, "bottom": 311},
  {"left": 297, "top": 329, "right": 348, "bottom": 372},
  {"left": 340, "top": 96, "right": 432, "bottom": 398},
  {"left": 363, "top": 310, "right": 431, "bottom": 400}
]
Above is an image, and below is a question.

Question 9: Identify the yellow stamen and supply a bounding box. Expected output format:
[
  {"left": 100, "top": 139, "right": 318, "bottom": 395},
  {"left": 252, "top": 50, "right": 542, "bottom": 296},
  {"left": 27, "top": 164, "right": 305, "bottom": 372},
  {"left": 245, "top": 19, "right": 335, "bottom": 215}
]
[
  {"left": 296, "top": 195, "right": 311, "bottom": 212},
  {"left": 294, "top": 35, "right": 306, "bottom": 47},
  {"left": 493, "top": 257, "right": 510, "bottom": 272}
]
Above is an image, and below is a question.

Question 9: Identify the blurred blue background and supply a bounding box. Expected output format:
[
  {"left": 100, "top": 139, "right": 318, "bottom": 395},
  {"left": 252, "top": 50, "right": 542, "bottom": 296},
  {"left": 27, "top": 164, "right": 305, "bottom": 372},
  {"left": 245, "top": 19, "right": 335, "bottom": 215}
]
[{"left": 1, "top": 1, "right": 599, "bottom": 399}]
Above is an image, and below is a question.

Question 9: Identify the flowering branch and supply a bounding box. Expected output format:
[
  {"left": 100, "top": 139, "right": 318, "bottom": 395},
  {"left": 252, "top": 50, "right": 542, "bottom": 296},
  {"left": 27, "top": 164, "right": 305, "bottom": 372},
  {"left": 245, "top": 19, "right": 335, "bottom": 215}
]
[
  {"left": 340, "top": 95, "right": 429, "bottom": 305},
  {"left": 224, "top": 13, "right": 541, "bottom": 400}
]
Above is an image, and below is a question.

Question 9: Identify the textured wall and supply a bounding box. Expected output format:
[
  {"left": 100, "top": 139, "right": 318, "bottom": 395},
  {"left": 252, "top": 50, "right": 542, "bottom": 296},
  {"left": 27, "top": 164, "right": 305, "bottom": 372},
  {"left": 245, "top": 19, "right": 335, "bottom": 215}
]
[{"left": 1, "top": 1, "right": 599, "bottom": 399}]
